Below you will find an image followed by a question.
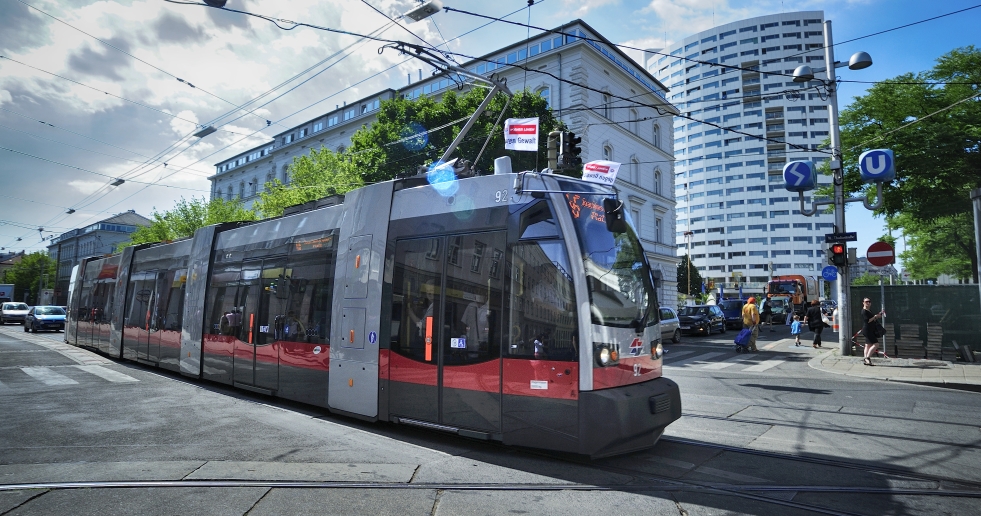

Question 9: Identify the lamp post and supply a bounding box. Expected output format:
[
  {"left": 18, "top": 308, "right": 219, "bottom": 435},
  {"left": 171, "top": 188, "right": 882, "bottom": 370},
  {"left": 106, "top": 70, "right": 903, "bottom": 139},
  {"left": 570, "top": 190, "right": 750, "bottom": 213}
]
[{"left": 791, "top": 20, "right": 873, "bottom": 355}]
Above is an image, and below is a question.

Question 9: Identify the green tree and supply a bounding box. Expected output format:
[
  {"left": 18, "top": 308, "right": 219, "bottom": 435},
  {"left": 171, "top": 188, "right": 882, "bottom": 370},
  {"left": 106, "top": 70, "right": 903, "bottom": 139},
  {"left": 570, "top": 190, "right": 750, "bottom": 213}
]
[
  {"left": 838, "top": 46, "right": 981, "bottom": 280},
  {"left": 120, "top": 197, "right": 257, "bottom": 249},
  {"left": 348, "top": 88, "right": 560, "bottom": 184},
  {"left": 677, "top": 254, "right": 703, "bottom": 297},
  {"left": 255, "top": 147, "right": 363, "bottom": 218},
  {"left": 5, "top": 251, "right": 55, "bottom": 304},
  {"left": 887, "top": 212, "right": 974, "bottom": 281},
  {"left": 851, "top": 272, "right": 883, "bottom": 286}
]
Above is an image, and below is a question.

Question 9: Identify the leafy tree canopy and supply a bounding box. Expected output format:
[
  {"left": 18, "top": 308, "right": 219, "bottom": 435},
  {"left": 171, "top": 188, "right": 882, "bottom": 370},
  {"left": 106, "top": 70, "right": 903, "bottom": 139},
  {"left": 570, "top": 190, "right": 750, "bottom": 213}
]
[
  {"left": 121, "top": 197, "right": 256, "bottom": 250},
  {"left": 839, "top": 46, "right": 981, "bottom": 281},
  {"left": 1, "top": 251, "right": 55, "bottom": 304},
  {"left": 255, "top": 147, "right": 363, "bottom": 218},
  {"left": 839, "top": 46, "right": 981, "bottom": 220},
  {"left": 348, "top": 88, "right": 561, "bottom": 184},
  {"left": 887, "top": 212, "right": 975, "bottom": 281}
]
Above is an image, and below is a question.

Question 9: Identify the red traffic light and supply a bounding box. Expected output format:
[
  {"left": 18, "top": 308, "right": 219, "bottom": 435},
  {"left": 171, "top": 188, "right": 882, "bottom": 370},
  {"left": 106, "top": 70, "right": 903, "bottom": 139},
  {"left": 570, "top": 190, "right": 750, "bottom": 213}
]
[{"left": 830, "top": 244, "right": 845, "bottom": 254}]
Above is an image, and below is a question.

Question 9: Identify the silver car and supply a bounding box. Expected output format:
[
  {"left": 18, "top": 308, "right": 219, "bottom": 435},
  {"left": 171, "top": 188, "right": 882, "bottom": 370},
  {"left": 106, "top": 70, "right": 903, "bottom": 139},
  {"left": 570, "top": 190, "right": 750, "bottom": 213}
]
[
  {"left": 659, "top": 307, "right": 681, "bottom": 343},
  {"left": 1, "top": 302, "right": 30, "bottom": 325}
]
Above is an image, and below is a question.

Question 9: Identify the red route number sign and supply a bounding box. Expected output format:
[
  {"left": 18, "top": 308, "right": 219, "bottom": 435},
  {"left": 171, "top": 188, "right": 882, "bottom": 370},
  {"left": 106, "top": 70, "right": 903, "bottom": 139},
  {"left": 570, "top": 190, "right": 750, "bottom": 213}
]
[{"left": 866, "top": 241, "right": 895, "bottom": 267}]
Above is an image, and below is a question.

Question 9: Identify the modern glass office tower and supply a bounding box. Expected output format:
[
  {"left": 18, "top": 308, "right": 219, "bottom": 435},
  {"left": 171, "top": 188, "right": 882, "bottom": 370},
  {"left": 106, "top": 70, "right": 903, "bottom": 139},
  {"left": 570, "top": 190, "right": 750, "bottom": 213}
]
[{"left": 646, "top": 11, "right": 835, "bottom": 296}]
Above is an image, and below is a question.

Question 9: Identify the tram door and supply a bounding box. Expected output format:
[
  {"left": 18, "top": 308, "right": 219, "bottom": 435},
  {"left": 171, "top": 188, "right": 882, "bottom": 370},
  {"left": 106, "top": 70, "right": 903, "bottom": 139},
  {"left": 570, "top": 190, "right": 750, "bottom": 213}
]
[
  {"left": 129, "top": 270, "right": 162, "bottom": 363},
  {"left": 233, "top": 258, "right": 284, "bottom": 392},
  {"left": 389, "top": 233, "right": 504, "bottom": 434}
]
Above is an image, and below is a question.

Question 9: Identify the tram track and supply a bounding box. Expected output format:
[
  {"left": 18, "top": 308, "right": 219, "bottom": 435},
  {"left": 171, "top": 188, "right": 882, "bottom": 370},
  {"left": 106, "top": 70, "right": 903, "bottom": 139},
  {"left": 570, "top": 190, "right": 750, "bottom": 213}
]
[
  {"left": 659, "top": 436, "right": 981, "bottom": 490},
  {"left": 1, "top": 479, "right": 979, "bottom": 516}
]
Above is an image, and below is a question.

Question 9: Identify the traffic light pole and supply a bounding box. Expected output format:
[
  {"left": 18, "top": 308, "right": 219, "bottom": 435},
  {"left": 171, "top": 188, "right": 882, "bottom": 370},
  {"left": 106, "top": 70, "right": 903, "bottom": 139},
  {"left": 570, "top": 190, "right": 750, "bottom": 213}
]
[{"left": 824, "top": 21, "right": 852, "bottom": 356}]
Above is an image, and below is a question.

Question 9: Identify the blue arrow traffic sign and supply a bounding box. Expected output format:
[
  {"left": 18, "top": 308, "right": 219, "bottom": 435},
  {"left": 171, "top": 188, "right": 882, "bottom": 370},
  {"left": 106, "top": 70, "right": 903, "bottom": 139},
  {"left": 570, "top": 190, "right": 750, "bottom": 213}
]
[
  {"left": 822, "top": 266, "right": 838, "bottom": 282},
  {"left": 859, "top": 149, "right": 895, "bottom": 183},
  {"left": 783, "top": 161, "right": 816, "bottom": 192}
]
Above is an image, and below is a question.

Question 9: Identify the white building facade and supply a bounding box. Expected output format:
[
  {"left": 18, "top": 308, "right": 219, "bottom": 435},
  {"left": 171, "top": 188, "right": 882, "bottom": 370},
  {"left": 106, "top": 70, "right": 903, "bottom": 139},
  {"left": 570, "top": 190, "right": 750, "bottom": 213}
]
[
  {"left": 209, "top": 20, "right": 680, "bottom": 308},
  {"left": 646, "top": 11, "right": 835, "bottom": 296}
]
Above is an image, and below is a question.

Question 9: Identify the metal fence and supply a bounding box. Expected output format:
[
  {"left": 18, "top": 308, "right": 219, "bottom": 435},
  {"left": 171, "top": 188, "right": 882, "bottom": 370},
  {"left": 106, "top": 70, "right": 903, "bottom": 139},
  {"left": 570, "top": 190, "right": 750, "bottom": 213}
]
[{"left": 849, "top": 284, "right": 981, "bottom": 360}]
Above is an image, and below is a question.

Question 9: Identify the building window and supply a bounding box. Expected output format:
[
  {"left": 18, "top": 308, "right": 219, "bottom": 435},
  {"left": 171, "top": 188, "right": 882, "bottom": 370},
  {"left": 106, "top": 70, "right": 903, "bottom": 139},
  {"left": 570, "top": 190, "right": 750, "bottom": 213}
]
[
  {"left": 250, "top": 178, "right": 257, "bottom": 197},
  {"left": 653, "top": 124, "right": 660, "bottom": 148},
  {"left": 536, "top": 86, "right": 551, "bottom": 108},
  {"left": 602, "top": 93, "right": 611, "bottom": 119},
  {"left": 629, "top": 109, "right": 638, "bottom": 135},
  {"left": 655, "top": 217, "right": 662, "bottom": 243},
  {"left": 239, "top": 182, "right": 245, "bottom": 199},
  {"left": 603, "top": 145, "right": 612, "bottom": 161},
  {"left": 282, "top": 164, "right": 290, "bottom": 184},
  {"left": 226, "top": 185, "right": 232, "bottom": 200},
  {"left": 654, "top": 169, "right": 662, "bottom": 195}
]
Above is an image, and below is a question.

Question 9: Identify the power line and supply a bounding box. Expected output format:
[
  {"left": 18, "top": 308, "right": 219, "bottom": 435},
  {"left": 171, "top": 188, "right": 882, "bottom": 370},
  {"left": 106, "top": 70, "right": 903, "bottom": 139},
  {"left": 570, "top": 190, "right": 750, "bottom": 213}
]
[
  {"left": 17, "top": 0, "right": 279, "bottom": 131},
  {"left": 0, "top": 55, "right": 253, "bottom": 137},
  {"left": 847, "top": 89, "right": 981, "bottom": 151},
  {"left": 0, "top": 146, "right": 209, "bottom": 192}
]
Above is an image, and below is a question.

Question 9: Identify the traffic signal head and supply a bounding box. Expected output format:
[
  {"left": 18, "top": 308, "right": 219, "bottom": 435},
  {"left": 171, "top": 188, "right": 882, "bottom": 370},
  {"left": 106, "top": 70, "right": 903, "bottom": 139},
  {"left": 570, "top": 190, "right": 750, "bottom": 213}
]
[
  {"left": 830, "top": 243, "right": 847, "bottom": 267},
  {"left": 567, "top": 131, "right": 582, "bottom": 166},
  {"left": 547, "top": 131, "right": 561, "bottom": 170}
]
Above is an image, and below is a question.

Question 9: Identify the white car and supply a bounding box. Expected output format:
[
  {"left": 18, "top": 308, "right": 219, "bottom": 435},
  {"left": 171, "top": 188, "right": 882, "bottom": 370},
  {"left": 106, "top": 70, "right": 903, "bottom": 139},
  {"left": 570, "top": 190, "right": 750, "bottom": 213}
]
[{"left": 1, "top": 302, "right": 30, "bottom": 325}]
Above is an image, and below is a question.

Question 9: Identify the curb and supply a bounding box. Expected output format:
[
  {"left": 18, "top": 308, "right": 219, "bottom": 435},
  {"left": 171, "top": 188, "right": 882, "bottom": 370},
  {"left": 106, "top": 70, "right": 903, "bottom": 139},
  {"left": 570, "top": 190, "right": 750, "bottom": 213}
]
[{"left": 807, "top": 348, "right": 981, "bottom": 392}]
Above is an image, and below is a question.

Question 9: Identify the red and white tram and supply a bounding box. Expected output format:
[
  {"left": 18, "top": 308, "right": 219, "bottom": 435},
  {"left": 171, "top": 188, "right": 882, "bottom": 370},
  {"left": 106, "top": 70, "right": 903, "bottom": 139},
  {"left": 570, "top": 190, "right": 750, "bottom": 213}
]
[{"left": 66, "top": 171, "right": 680, "bottom": 457}]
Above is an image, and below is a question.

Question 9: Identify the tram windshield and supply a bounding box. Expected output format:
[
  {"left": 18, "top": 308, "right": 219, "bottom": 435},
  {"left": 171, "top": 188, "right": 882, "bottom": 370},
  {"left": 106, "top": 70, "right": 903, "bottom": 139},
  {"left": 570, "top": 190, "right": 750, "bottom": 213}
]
[{"left": 557, "top": 180, "right": 656, "bottom": 329}]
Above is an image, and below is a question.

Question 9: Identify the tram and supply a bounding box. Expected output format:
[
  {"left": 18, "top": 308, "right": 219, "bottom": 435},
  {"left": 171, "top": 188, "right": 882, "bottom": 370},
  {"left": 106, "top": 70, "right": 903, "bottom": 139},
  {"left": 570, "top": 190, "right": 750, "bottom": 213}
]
[{"left": 65, "top": 170, "right": 681, "bottom": 458}]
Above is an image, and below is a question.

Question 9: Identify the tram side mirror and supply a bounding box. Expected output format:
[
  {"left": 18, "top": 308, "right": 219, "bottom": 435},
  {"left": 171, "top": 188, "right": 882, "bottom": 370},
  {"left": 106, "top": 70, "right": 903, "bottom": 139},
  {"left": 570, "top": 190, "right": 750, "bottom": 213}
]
[{"left": 603, "top": 198, "right": 627, "bottom": 233}]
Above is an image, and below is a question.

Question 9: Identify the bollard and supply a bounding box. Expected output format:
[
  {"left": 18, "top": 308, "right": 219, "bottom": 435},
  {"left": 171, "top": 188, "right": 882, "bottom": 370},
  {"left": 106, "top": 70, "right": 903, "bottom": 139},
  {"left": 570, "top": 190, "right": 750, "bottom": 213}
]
[{"left": 832, "top": 308, "right": 839, "bottom": 332}]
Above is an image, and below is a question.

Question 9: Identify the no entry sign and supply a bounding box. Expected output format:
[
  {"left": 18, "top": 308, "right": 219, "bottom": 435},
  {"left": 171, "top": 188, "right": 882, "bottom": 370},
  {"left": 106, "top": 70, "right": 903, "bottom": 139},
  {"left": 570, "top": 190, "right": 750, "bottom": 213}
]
[{"left": 867, "top": 241, "right": 895, "bottom": 267}]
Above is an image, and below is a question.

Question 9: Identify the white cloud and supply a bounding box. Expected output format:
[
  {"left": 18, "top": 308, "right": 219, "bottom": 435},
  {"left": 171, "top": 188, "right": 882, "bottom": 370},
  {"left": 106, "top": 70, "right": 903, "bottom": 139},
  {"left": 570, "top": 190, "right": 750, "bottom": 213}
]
[
  {"left": 170, "top": 110, "right": 199, "bottom": 136},
  {"left": 0, "top": 89, "right": 11, "bottom": 106},
  {"left": 67, "top": 180, "right": 106, "bottom": 195}
]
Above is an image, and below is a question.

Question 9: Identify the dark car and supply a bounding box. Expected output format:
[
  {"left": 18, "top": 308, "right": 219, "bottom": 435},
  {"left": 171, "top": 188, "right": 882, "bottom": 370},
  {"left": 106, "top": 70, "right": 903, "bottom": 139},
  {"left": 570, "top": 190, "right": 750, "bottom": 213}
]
[
  {"left": 678, "top": 305, "right": 726, "bottom": 336},
  {"left": 24, "top": 305, "right": 66, "bottom": 333},
  {"left": 718, "top": 299, "right": 745, "bottom": 329}
]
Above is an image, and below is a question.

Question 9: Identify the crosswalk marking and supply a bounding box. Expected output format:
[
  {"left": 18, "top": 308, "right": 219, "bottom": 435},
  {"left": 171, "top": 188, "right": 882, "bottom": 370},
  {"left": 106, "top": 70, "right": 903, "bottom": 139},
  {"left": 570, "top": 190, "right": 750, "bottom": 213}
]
[
  {"left": 75, "top": 365, "right": 138, "bottom": 383},
  {"left": 20, "top": 367, "right": 78, "bottom": 386},
  {"left": 742, "top": 359, "right": 785, "bottom": 372},
  {"left": 661, "top": 350, "right": 695, "bottom": 360},
  {"left": 665, "top": 352, "right": 725, "bottom": 367},
  {"left": 701, "top": 355, "right": 753, "bottom": 370}
]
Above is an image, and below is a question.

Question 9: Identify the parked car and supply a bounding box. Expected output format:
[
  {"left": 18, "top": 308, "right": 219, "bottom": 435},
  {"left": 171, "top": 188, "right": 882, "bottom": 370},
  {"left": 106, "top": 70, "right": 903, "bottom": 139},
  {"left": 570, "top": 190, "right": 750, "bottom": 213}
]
[
  {"left": 23, "top": 305, "right": 66, "bottom": 333},
  {"left": 1, "top": 302, "right": 30, "bottom": 325},
  {"left": 820, "top": 299, "right": 837, "bottom": 317},
  {"left": 659, "top": 307, "right": 681, "bottom": 343},
  {"left": 677, "top": 305, "right": 726, "bottom": 336},
  {"left": 718, "top": 299, "right": 745, "bottom": 329}
]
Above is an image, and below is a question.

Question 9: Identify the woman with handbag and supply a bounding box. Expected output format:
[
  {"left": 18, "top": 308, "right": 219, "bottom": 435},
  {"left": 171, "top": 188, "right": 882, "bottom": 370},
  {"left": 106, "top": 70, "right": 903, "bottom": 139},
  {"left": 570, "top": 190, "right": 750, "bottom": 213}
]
[
  {"left": 803, "top": 299, "right": 824, "bottom": 348},
  {"left": 861, "top": 298, "right": 884, "bottom": 366}
]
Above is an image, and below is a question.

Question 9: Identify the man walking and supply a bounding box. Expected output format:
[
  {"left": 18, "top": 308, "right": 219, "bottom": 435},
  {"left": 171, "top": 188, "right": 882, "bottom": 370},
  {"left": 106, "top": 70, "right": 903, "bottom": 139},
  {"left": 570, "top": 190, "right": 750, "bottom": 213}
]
[{"left": 742, "top": 297, "right": 760, "bottom": 352}]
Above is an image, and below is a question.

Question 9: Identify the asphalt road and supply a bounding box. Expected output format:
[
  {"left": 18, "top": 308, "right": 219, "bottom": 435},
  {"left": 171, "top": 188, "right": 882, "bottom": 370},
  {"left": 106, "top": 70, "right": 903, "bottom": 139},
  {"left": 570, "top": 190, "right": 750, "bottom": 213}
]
[{"left": 1, "top": 324, "right": 980, "bottom": 515}]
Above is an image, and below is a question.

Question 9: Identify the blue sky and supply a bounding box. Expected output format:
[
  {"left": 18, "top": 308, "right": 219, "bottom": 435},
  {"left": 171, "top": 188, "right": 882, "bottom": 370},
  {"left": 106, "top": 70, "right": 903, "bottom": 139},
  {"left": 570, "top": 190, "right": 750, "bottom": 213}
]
[{"left": 1, "top": 0, "right": 978, "bottom": 272}]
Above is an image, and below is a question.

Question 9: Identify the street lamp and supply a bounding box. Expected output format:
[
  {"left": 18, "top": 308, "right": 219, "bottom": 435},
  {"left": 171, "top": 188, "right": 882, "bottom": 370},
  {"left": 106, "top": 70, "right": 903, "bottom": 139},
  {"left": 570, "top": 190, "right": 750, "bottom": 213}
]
[{"left": 790, "top": 20, "right": 873, "bottom": 356}]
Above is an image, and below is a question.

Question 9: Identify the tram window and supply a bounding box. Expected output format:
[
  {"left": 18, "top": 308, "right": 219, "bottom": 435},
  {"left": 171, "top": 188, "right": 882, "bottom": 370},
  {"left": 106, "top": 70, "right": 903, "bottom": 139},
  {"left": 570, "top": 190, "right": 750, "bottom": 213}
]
[
  {"left": 282, "top": 241, "right": 335, "bottom": 344},
  {"left": 518, "top": 201, "right": 559, "bottom": 239},
  {"left": 205, "top": 265, "right": 251, "bottom": 340},
  {"left": 159, "top": 269, "right": 186, "bottom": 331},
  {"left": 442, "top": 232, "right": 505, "bottom": 365},
  {"left": 124, "top": 272, "right": 154, "bottom": 329},
  {"left": 391, "top": 237, "right": 442, "bottom": 362},
  {"left": 508, "top": 240, "right": 578, "bottom": 361}
]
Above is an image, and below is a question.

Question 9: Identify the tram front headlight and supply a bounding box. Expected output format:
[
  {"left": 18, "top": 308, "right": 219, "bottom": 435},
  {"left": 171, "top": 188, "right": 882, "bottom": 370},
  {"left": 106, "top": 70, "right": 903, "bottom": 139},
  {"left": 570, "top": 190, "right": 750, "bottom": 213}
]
[
  {"left": 652, "top": 340, "right": 663, "bottom": 359},
  {"left": 594, "top": 344, "right": 618, "bottom": 367}
]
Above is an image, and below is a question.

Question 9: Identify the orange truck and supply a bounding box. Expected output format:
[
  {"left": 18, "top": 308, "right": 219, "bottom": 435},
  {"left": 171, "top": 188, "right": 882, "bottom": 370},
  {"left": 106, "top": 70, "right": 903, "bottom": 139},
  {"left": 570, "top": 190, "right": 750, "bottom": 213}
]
[{"left": 766, "top": 275, "right": 817, "bottom": 316}]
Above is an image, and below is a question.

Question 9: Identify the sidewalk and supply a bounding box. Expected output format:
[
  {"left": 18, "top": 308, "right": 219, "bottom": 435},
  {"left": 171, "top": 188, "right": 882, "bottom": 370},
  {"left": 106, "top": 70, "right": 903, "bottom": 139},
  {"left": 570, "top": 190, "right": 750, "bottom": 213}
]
[{"left": 809, "top": 346, "right": 981, "bottom": 389}]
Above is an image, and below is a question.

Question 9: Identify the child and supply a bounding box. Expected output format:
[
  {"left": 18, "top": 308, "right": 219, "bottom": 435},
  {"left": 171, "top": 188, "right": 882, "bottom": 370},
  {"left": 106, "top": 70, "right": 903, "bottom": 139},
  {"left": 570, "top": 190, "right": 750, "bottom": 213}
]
[{"left": 790, "top": 314, "right": 802, "bottom": 346}]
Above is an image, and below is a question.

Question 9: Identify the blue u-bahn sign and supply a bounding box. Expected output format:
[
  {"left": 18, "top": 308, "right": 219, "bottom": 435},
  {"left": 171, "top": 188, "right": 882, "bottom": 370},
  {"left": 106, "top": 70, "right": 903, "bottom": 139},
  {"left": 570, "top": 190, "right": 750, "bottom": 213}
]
[
  {"left": 783, "top": 161, "right": 816, "bottom": 192},
  {"left": 859, "top": 149, "right": 895, "bottom": 183}
]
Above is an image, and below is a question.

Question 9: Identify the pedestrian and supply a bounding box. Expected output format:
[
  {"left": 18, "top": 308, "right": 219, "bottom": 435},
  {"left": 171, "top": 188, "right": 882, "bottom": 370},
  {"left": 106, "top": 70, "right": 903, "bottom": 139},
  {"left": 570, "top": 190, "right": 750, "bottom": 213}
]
[
  {"left": 790, "top": 314, "right": 803, "bottom": 346},
  {"left": 803, "top": 299, "right": 824, "bottom": 348},
  {"left": 861, "top": 298, "right": 884, "bottom": 366},
  {"left": 761, "top": 299, "right": 774, "bottom": 332},
  {"left": 741, "top": 297, "right": 760, "bottom": 352}
]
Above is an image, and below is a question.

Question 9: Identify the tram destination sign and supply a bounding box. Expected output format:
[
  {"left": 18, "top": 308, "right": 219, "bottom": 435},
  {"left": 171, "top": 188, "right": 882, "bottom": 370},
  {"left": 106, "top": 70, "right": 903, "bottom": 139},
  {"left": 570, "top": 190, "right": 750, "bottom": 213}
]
[{"left": 824, "top": 232, "right": 857, "bottom": 243}]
